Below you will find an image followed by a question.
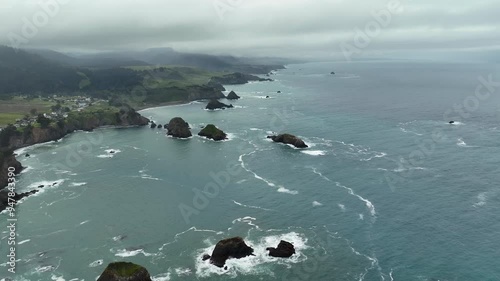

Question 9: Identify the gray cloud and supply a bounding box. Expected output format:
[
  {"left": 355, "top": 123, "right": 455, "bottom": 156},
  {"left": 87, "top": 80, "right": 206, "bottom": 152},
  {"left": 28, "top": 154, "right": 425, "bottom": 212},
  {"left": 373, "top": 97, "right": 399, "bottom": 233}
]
[{"left": 1, "top": 0, "right": 499, "bottom": 58}]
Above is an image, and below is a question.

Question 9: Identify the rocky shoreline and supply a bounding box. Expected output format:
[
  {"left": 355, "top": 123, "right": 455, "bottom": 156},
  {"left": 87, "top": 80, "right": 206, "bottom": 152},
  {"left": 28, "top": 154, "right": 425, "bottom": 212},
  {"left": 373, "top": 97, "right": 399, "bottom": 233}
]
[{"left": 0, "top": 106, "right": 149, "bottom": 212}]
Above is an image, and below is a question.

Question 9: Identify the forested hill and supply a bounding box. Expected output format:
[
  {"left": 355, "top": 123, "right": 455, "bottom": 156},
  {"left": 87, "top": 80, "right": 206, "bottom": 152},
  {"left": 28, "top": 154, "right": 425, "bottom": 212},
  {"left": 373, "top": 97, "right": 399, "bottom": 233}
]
[
  {"left": 0, "top": 46, "right": 83, "bottom": 94},
  {"left": 0, "top": 46, "right": 143, "bottom": 97}
]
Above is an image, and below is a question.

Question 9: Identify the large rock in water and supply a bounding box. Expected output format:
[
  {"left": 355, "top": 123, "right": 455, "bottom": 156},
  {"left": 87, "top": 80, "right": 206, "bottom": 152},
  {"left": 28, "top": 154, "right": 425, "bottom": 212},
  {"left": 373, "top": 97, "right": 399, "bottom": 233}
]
[
  {"left": 206, "top": 99, "right": 233, "bottom": 110},
  {"left": 97, "top": 262, "right": 152, "bottom": 281},
  {"left": 209, "top": 237, "right": 254, "bottom": 267},
  {"left": 198, "top": 124, "right": 227, "bottom": 141},
  {"left": 166, "top": 117, "right": 192, "bottom": 138},
  {"left": 226, "top": 91, "right": 240, "bottom": 100},
  {"left": 266, "top": 240, "right": 296, "bottom": 258},
  {"left": 267, "top": 134, "right": 308, "bottom": 148}
]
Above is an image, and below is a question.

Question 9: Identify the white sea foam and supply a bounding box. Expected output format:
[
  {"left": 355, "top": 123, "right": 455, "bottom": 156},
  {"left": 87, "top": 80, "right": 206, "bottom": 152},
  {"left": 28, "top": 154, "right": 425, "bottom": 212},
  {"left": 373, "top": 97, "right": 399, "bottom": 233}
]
[
  {"left": 50, "top": 275, "right": 65, "bottom": 281},
  {"left": 301, "top": 150, "right": 327, "bottom": 156},
  {"left": 114, "top": 248, "right": 155, "bottom": 257},
  {"left": 236, "top": 179, "right": 248, "bottom": 184},
  {"left": 360, "top": 152, "right": 387, "bottom": 161},
  {"left": 195, "top": 232, "right": 309, "bottom": 278},
  {"left": 277, "top": 186, "right": 299, "bottom": 195},
  {"left": 97, "top": 149, "right": 121, "bottom": 158},
  {"left": 338, "top": 204, "right": 346, "bottom": 212},
  {"left": 89, "top": 259, "right": 104, "bottom": 267},
  {"left": 70, "top": 182, "right": 87, "bottom": 187},
  {"left": 174, "top": 268, "right": 192, "bottom": 276},
  {"left": 473, "top": 192, "right": 488, "bottom": 207},
  {"left": 312, "top": 201, "right": 323, "bottom": 207},
  {"left": 457, "top": 138, "right": 467, "bottom": 147}
]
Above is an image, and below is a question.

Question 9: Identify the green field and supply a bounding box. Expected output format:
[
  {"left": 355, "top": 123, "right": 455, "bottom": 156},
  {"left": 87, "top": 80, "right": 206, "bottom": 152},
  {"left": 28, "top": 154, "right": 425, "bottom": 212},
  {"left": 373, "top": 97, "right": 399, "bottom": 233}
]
[{"left": 0, "top": 97, "right": 56, "bottom": 127}]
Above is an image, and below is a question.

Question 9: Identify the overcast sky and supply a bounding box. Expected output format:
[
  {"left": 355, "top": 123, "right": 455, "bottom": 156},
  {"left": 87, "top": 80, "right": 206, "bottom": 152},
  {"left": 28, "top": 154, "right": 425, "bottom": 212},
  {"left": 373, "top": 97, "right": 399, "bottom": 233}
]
[{"left": 1, "top": 0, "right": 499, "bottom": 59}]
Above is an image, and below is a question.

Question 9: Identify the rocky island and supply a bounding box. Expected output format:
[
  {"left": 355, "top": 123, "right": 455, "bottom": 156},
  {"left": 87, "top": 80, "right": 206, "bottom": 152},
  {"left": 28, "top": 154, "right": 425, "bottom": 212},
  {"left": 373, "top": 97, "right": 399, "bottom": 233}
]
[
  {"left": 267, "top": 134, "right": 308, "bottom": 148},
  {"left": 166, "top": 117, "right": 192, "bottom": 138},
  {"left": 266, "top": 240, "right": 296, "bottom": 258},
  {"left": 205, "top": 237, "right": 255, "bottom": 268},
  {"left": 198, "top": 124, "right": 227, "bottom": 141},
  {"left": 97, "top": 262, "right": 152, "bottom": 281},
  {"left": 206, "top": 99, "right": 233, "bottom": 110},
  {"left": 226, "top": 91, "right": 241, "bottom": 100}
]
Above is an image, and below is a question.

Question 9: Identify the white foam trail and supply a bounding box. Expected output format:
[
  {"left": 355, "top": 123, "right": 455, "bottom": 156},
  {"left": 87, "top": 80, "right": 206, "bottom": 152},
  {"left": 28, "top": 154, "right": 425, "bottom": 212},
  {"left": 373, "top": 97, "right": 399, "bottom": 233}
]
[
  {"left": 79, "top": 220, "right": 90, "bottom": 225},
  {"left": 18, "top": 239, "right": 30, "bottom": 245},
  {"left": 359, "top": 214, "right": 364, "bottom": 220},
  {"left": 399, "top": 127, "right": 423, "bottom": 136},
  {"left": 310, "top": 167, "right": 376, "bottom": 218},
  {"left": 336, "top": 182, "right": 376, "bottom": 217},
  {"left": 361, "top": 153, "right": 387, "bottom": 162},
  {"left": 70, "top": 182, "right": 87, "bottom": 187},
  {"left": 232, "top": 200, "right": 272, "bottom": 211},
  {"left": 239, "top": 149, "right": 296, "bottom": 194}
]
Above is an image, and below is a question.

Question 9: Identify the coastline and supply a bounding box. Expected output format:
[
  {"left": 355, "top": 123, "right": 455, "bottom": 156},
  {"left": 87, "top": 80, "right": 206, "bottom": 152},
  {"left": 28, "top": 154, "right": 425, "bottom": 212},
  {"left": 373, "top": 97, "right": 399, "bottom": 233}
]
[{"left": 0, "top": 70, "right": 283, "bottom": 212}]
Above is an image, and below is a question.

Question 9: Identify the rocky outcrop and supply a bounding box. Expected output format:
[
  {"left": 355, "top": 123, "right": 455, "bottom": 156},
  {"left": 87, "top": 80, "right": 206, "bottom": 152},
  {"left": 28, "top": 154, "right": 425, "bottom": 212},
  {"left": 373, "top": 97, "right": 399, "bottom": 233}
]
[
  {"left": 226, "top": 91, "right": 240, "bottom": 100},
  {"left": 150, "top": 122, "right": 157, "bottom": 128},
  {"left": 206, "top": 99, "right": 233, "bottom": 110},
  {"left": 267, "top": 134, "right": 308, "bottom": 148},
  {"left": 198, "top": 124, "right": 227, "bottom": 141},
  {"left": 0, "top": 150, "right": 22, "bottom": 192},
  {"left": 266, "top": 240, "right": 296, "bottom": 258},
  {"left": 166, "top": 117, "right": 192, "bottom": 138},
  {"left": 449, "top": 121, "right": 455, "bottom": 124},
  {"left": 210, "top": 73, "right": 272, "bottom": 85},
  {"left": 97, "top": 262, "right": 152, "bottom": 281},
  {"left": 157, "top": 124, "right": 163, "bottom": 129},
  {"left": 208, "top": 237, "right": 254, "bottom": 267},
  {"left": 330, "top": 71, "right": 335, "bottom": 75}
]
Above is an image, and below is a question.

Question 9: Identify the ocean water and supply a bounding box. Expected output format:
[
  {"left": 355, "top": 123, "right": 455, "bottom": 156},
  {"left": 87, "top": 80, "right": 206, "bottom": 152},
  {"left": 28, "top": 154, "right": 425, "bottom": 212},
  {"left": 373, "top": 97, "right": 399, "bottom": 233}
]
[{"left": 1, "top": 61, "right": 500, "bottom": 281}]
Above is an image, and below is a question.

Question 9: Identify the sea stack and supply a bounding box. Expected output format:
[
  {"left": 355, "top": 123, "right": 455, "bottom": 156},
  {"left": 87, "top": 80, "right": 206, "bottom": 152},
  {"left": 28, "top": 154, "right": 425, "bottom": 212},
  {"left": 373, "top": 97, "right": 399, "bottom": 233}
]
[
  {"left": 97, "top": 262, "right": 152, "bottom": 281},
  {"left": 166, "top": 117, "right": 192, "bottom": 138},
  {"left": 208, "top": 237, "right": 254, "bottom": 267},
  {"left": 198, "top": 124, "right": 227, "bottom": 141},
  {"left": 206, "top": 99, "right": 233, "bottom": 110},
  {"left": 226, "top": 91, "right": 240, "bottom": 100},
  {"left": 266, "top": 240, "right": 296, "bottom": 258},
  {"left": 267, "top": 134, "right": 308, "bottom": 148}
]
